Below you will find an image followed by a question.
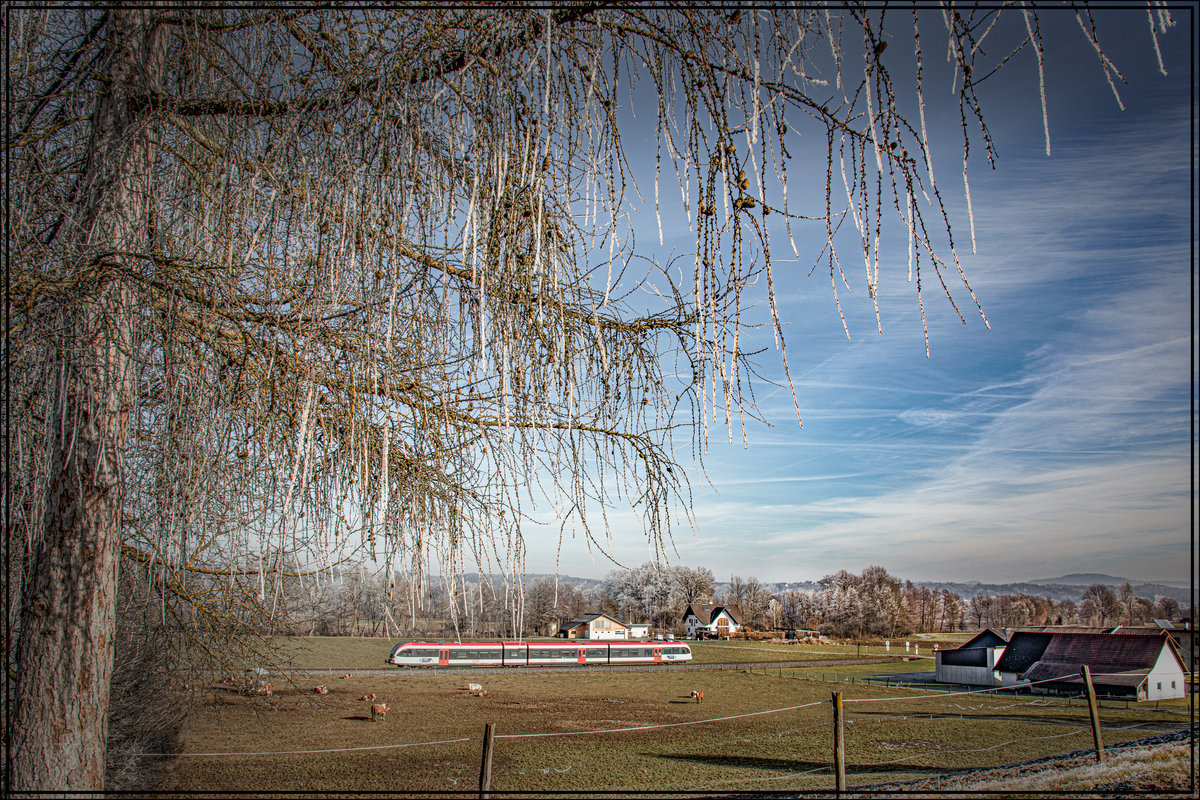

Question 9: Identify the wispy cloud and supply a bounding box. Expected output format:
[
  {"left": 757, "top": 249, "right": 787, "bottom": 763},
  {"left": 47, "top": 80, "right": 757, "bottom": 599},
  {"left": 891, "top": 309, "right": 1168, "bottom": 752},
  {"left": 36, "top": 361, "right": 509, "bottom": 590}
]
[{"left": 526, "top": 21, "right": 1194, "bottom": 588}]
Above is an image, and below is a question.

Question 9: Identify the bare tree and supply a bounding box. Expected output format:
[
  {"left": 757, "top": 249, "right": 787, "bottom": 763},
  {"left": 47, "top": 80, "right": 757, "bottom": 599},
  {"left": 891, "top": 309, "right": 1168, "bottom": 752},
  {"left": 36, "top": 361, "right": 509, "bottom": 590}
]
[
  {"left": 781, "top": 588, "right": 816, "bottom": 630},
  {"left": 6, "top": 5, "right": 1174, "bottom": 790},
  {"left": 1153, "top": 596, "right": 1181, "bottom": 621},
  {"left": 1118, "top": 582, "right": 1139, "bottom": 625},
  {"left": 1081, "top": 584, "right": 1122, "bottom": 627},
  {"left": 939, "top": 589, "right": 963, "bottom": 633},
  {"left": 672, "top": 565, "right": 716, "bottom": 607}
]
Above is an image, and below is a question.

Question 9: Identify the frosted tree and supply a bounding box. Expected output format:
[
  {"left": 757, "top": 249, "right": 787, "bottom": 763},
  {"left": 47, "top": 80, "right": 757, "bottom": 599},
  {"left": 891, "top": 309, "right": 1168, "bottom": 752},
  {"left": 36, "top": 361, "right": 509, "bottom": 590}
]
[
  {"left": 5, "top": 5, "right": 1173, "bottom": 790},
  {"left": 671, "top": 565, "right": 716, "bottom": 606}
]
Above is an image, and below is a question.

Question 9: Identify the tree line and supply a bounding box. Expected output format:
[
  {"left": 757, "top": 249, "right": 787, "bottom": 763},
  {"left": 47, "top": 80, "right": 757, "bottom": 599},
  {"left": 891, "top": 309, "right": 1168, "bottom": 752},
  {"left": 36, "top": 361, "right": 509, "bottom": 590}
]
[{"left": 255, "top": 564, "right": 1191, "bottom": 640}]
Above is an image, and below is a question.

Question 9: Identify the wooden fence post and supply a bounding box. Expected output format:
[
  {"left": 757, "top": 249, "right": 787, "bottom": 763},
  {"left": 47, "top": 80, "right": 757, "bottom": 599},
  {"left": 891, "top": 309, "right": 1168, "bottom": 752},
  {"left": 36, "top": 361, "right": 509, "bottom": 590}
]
[
  {"left": 831, "top": 691, "right": 846, "bottom": 795},
  {"left": 1081, "top": 666, "right": 1105, "bottom": 764},
  {"left": 479, "top": 722, "right": 496, "bottom": 799}
]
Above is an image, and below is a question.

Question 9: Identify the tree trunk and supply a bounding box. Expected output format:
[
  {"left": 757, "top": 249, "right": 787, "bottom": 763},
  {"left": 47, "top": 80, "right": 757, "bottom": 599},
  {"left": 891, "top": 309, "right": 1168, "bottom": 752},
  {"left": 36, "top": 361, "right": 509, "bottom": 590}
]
[{"left": 11, "top": 9, "right": 164, "bottom": 791}]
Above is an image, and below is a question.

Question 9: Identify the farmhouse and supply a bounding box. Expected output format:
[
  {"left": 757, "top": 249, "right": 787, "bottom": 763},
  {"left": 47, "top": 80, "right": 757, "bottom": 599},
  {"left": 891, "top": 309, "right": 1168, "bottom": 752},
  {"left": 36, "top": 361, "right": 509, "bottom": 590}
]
[
  {"left": 934, "top": 628, "right": 1007, "bottom": 686},
  {"left": 683, "top": 604, "right": 743, "bottom": 639},
  {"left": 558, "top": 612, "right": 631, "bottom": 640},
  {"left": 993, "top": 631, "right": 1187, "bottom": 701}
]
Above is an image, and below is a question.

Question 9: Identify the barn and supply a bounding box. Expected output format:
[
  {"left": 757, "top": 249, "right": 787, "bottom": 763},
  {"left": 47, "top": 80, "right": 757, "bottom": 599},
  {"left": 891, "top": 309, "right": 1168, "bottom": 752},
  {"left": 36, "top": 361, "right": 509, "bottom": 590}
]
[
  {"left": 994, "top": 631, "right": 1187, "bottom": 701},
  {"left": 683, "top": 604, "right": 743, "bottom": 639},
  {"left": 934, "top": 628, "right": 1007, "bottom": 686}
]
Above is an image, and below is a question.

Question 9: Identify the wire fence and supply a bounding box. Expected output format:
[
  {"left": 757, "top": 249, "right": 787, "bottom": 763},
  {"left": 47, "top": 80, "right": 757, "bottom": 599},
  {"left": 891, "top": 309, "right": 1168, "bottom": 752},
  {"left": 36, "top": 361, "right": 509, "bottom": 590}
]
[{"left": 146, "top": 669, "right": 1196, "bottom": 794}]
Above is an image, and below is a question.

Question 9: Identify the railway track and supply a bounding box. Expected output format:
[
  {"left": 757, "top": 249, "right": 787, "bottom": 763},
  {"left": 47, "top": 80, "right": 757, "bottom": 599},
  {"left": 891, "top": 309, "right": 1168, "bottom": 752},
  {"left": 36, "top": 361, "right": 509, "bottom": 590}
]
[{"left": 286, "top": 656, "right": 905, "bottom": 677}]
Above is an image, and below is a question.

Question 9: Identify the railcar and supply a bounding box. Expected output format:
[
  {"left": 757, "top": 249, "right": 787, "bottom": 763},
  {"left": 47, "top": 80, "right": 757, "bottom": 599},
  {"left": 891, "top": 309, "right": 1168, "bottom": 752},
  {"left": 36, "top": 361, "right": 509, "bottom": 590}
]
[{"left": 387, "top": 640, "right": 692, "bottom": 667}]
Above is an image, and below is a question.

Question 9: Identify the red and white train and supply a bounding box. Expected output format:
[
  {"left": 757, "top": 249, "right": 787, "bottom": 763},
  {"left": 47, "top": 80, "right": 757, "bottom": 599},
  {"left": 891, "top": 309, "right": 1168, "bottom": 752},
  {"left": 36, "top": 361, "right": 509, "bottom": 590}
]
[{"left": 387, "top": 640, "right": 693, "bottom": 667}]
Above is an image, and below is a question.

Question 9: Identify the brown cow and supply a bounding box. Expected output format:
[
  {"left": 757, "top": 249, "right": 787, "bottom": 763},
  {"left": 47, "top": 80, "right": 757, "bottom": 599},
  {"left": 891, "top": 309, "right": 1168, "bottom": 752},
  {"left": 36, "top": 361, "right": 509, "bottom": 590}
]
[
  {"left": 370, "top": 702, "right": 389, "bottom": 722},
  {"left": 313, "top": 685, "right": 329, "bottom": 694},
  {"left": 358, "top": 693, "right": 376, "bottom": 702},
  {"left": 690, "top": 690, "right": 704, "bottom": 703}
]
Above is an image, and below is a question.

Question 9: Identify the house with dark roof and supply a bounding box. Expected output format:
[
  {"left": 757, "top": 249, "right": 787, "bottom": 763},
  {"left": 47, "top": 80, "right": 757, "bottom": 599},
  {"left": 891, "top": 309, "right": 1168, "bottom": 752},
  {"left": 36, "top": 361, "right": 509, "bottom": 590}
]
[
  {"left": 934, "top": 628, "right": 1007, "bottom": 686},
  {"left": 994, "top": 631, "right": 1187, "bottom": 701},
  {"left": 683, "top": 604, "right": 743, "bottom": 639},
  {"left": 558, "top": 612, "right": 631, "bottom": 640}
]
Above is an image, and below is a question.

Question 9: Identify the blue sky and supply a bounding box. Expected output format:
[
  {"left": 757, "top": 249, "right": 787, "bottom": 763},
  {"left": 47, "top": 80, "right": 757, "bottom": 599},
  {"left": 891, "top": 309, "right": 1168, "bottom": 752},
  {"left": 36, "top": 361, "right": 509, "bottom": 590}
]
[{"left": 523, "top": 8, "right": 1195, "bottom": 585}]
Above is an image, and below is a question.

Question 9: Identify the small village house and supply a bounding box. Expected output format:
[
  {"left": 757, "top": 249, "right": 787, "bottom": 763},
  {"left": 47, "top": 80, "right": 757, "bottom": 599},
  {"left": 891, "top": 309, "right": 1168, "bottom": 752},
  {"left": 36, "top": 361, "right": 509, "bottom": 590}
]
[
  {"left": 683, "top": 604, "right": 743, "bottom": 639},
  {"left": 934, "top": 628, "right": 1007, "bottom": 686},
  {"left": 558, "top": 612, "right": 631, "bottom": 640},
  {"left": 993, "top": 631, "right": 1187, "bottom": 701}
]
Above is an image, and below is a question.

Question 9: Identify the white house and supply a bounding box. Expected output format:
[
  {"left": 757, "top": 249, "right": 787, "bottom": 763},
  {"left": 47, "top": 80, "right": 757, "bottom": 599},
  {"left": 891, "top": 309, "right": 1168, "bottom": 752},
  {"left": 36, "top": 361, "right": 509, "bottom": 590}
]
[
  {"left": 683, "top": 604, "right": 743, "bottom": 639},
  {"left": 934, "top": 629, "right": 1007, "bottom": 686},
  {"left": 558, "top": 612, "right": 631, "bottom": 640}
]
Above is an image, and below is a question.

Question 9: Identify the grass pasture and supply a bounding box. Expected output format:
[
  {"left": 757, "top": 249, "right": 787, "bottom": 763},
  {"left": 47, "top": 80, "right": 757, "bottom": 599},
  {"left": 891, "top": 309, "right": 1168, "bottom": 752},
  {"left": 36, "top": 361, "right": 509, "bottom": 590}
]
[{"left": 160, "top": 641, "right": 1191, "bottom": 795}]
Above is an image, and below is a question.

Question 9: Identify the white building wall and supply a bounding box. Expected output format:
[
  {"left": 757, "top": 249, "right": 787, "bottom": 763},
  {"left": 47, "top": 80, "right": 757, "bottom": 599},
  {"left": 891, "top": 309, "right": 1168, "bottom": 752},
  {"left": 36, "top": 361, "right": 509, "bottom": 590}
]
[
  {"left": 936, "top": 647, "right": 1006, "bottom": 686},
  {"left": 1144, "top": 646, "right": 1187, "bottom": 700},
  {"left": 936, "top": 663, "right": 1002, "bottom": 686},
  {"left": 588, "top": 628, "right": 624, "bottom": 640},
  {"left": 999, "top": 671, "right": 1028, "bottom": 688}
]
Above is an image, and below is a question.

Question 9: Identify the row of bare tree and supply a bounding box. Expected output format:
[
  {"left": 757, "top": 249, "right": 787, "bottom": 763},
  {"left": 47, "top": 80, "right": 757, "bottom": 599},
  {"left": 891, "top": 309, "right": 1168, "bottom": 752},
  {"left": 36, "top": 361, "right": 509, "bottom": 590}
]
[{"left": 235, "top": 563, "right": 1191, "bottom": 642}]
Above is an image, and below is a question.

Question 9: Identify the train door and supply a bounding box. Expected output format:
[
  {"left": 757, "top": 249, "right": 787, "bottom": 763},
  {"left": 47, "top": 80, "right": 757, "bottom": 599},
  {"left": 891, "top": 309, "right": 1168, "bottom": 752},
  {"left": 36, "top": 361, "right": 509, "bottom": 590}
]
[
  {"left": 653, "top": 646, "right": 663, "bottom": 663},
  {"left": 577, "top": 646, "right": 587, "bottom": 664},
  {"left": 438, "top": 648, "right": 450, "bottom": 666}
]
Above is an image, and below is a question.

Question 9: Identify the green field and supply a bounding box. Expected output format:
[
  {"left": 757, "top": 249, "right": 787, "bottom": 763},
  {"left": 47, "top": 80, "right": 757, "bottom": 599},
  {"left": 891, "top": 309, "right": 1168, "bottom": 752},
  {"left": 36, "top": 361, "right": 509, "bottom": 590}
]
[{"left": 162, "top": 636, "right": 1191, "bottom": 795}]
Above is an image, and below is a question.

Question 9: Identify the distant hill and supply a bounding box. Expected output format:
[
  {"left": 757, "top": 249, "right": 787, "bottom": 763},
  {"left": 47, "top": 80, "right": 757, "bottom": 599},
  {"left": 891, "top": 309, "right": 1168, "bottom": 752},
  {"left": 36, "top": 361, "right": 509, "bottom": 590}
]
[
  {"left": 907, "top": 579, "right": 1193, "bottom": 606},
  {"left": 1028, "top": 573, "right": 1192, "bottom": 590},
  {"left": 1027, "top": 573, "right": 1134, "bottom": 586}
]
